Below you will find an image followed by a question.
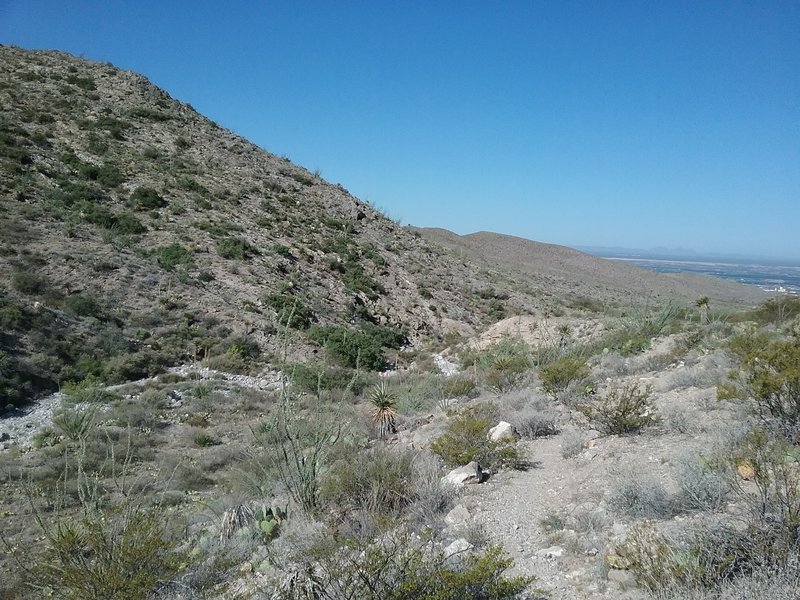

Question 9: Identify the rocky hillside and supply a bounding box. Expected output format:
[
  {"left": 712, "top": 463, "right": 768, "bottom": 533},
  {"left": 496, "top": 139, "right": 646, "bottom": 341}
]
[{"left": 0, "top": 45, "right": 764, "bottom": 407}]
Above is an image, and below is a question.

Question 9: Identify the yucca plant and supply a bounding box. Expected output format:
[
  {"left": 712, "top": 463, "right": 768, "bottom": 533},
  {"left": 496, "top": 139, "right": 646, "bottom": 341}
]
[{"left": 369, "top": 381, "right": 398, "bottom": 439}]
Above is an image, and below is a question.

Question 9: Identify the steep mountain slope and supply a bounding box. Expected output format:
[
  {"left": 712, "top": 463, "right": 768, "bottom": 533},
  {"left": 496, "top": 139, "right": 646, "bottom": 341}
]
[
  {"left": 0, "top": 46, "right": 546, "bottom": 405},
  {"left": 417, "top": 228, "right": 768, "bottom": 307}
]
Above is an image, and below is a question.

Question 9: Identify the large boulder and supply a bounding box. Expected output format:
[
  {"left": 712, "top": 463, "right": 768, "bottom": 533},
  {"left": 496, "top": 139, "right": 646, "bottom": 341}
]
[
  {"left": 442, "top": 461, "right": 487, "bottom": 486},
  {"left": 443, "top": 538, "right": 473, "bottom": 560},
  {"left": 488, "top": 421, "right": 516, "bottom": 442}
]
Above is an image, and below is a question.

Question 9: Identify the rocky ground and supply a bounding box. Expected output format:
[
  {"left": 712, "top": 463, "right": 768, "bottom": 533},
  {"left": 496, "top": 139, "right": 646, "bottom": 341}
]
[{"left": 0, "top": 319, "right": 761, "bottom": 599}]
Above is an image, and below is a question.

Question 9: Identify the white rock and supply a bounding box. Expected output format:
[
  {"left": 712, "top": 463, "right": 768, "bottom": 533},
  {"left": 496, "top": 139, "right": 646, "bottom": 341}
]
[
  {"left": 444, "top": 504, "right": 471, "bottom": 527},
  {"left": 443, "top": 538, "right": 473, "bottom": 559},
  {"left": 488, "top": 421, "right": 515, "bottom": 441},
  {"left": 442, "top": 461, "right": 486, "bottom": 486}
]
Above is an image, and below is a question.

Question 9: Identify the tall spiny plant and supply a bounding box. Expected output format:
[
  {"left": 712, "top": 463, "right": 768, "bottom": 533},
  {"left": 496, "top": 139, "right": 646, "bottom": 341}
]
[{"left": 369, "top": 381, "right": 398, "bottom": 439}]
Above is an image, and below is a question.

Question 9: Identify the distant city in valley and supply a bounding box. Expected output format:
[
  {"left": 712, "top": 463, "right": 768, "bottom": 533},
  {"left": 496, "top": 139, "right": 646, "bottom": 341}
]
[{"left": 578, "top": 247, "right": 800, "bottom": 294}]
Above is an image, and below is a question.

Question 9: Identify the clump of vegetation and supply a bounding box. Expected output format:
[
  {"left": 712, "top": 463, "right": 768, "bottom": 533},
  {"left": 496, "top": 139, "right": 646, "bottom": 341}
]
[
  {"left": 431, "top": 403, "right": 524, "bottom": 471},
  {"left": 321, "top": 448, "right": 415, "bottom": 517},
  {"left": 601, "top": 302, "right": 682, "bottom": 355},
  {"left": 64, "top": 293, "right": 103, "bottom": 318},
  {"left": 129, "top": 186, "right": 166, "bottom": 210},
  {"left": 609, "top": 468, "right": 673, "bottom": 518},
  {"left": 467, "top": 337, "right": 531, "bottom": 392},
  {"left": 206, "top": 335, "right": 260, "bottom": 373},
  {"left": 215, "top": 236, "right": 256, "bottom": 260},
  {"left": 539, "top": 355, "right": 589, "bottom": 399},
  {"left": 308, "top": 324, "right": 405, "bottom": 371},
  {"left": 265, "top": 292, "right": 313, "bottom": 330},
  {"left": 578, "top": 383, "right": 659, "bottom": 434},
  {"left": 28, "top": 506, "right": 187, "bottom": 599},
  {"left": 289, "top": 362, "right": 369, "bottom": 395},
  {"left": 441, "top": 375, "right": 477, "bottom": 399},
  {"left": 62, "top": 376, "right": 119, "bottom": 404},
  {"left": 369, "top": 381, "right": 398, "bottom": 439},
  {"left": 719, "top": 331, "right": 800, "bottom": 439},
  {"left": 275, "top": 528, "right": 534, "bottom": 600},
  {"left": 155, "top": 243, "right": 192, "bottom": 271},
  {"left": 12, "top": 270, "right": 46, "bottom": 294}
]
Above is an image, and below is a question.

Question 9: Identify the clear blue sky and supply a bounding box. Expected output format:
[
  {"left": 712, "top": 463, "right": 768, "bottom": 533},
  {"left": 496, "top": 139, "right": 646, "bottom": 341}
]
[{"left": 2, "top": 1, "right": 798, "bottom": 259}]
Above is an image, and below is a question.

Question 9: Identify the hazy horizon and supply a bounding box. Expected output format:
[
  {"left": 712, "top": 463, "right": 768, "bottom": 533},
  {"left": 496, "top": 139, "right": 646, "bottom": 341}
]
[{"left": 2, "top": 1, "right": 797, "bottom": 259}]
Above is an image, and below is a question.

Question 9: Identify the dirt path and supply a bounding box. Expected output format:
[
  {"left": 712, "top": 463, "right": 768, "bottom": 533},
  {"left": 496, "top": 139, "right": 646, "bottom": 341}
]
[{"left": 454, "top": 338, "right": 738, "bottom": 599}]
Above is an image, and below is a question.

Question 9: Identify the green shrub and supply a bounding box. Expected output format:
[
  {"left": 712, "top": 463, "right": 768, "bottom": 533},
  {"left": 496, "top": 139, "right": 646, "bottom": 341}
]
[
  {"left": 308, "top": 324, "right": 405, "bottom": 371},
  {"left": 12, "top": 270, "right": 45, "bottom": 294},
  {"left": 129, "top": 187, "right": 166, "bottom": 210},
  {"left": 30, "top": 506, "right": 186, "bottom": 600},
  {"left": 155, "top": 244, "right": 192, "bottom": 271},
  {"left": 215, "top": 236, "right": 255, "bottom": 259},
  {"left": 743, "top": 296, "right": 800, "bottom": 327},
  {"left": 80, "top": 162, "right": 124, "bottom": 187},
  {"left": 62, "top": 376, "right": 118, "bottom": 404},
  {"left": 112, "top": 212, "right": 146, "bottom": 234},
  {"left": 193, "top": 432, "right": 219, "bottom": 447},
  {"left": 442, "top": 375, "right": 477, "bottom": 399},
  {"left": 265, "top": 292, "right": 313, "bottom": 329},
  {"left": 578, "top": 383, "right": 659, "bottom": 435},
  {"left": 321, "top": 448, "right": 416, "bottom": 517},
  {"left": 722, "top": 333, "right": 800, "bottom": 439},
  {"left": 539, "top": 355, "right": 589, "bottom": 399},
  {"left": 284, "top": 529, "right": 534, "bottom": 600},
  {"left": 100, "top": 348, "right": 166, "bottom": 383},
  {"left": 64, "top": 294, "right": 102, "bottom": 318},
  {"left": 65, "top": 73, "right": 96, "bottom": 90},
  {"left": 468, "top": 337, "right": 532, "bottom": 392},
  {"left": 431, "top": 404, "right": 524, "bottom": 471},
  {"left": 289, "top": 362, "right": 369, "bottom": 395}
]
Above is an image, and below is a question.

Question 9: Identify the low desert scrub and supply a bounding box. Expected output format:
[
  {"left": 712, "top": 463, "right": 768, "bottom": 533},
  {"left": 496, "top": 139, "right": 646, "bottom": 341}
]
[
  {"left": 516, "top": 409, "right": 560, "bottom": 439},
  {"left": 3, "top": 432, "right": 191, "bottom": 599},
  {"left": 465, "top": 336, "right": 532, "bottom": 393},
  {"left": 441, "top": 374, "right": 477, "bottom": 399},
  {"left": 600, "top": 302, "right": 682, "bottom": 356},
  {"left": 539, "top": 355, "right": 589, "bottom": 400},
  {"left": 579, "top": 383, "right": 660, "bottom": 435},
  {"left": 609, "top": 467, "right": 673, "bottom": 518},
  {"left": 719, "top": 331, "right": 800, "bottom": 440},
  {"left": 731, "top": 427, "right": 800, "bottom": 529},
  {"left": 673, "top": 451, "right": 729, "bottom": 512},
  {"left": 308, "top": 323, "right": 406, "bottom": 371},
  {"left": 320, "top": 448, "right": 450, "bottom": 526},
  {"left": 431, "top": 403, "right": 526, "bottom": 471},
  {"left": 662, "top": 405, "right": 693, "bottom": 433},
  {"left": 559, "top": 429, "right": 586, "bottom": 458},
  {"left": 497, "top": 390, "right": 561, "bottom": 439},
  {"left": 62, "top": 376, "right": 118, "bottom": 404},
  {"left": 251, "top": 388, "right": 346, "bottom": 517},
  {"left": 266, "top": 525, "right": 535, "bottom": 600},
  {"left": 618, "top": 520, "right": 800, "bottom": 597}
]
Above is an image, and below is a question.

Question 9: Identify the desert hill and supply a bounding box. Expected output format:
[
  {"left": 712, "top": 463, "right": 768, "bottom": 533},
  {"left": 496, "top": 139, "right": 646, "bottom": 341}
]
[
  {"left": 0, "top": 45, "right": 765, "bottom": 407},
  {"left": 417, "top": 228, "right": 767, "bottom": 307}
]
